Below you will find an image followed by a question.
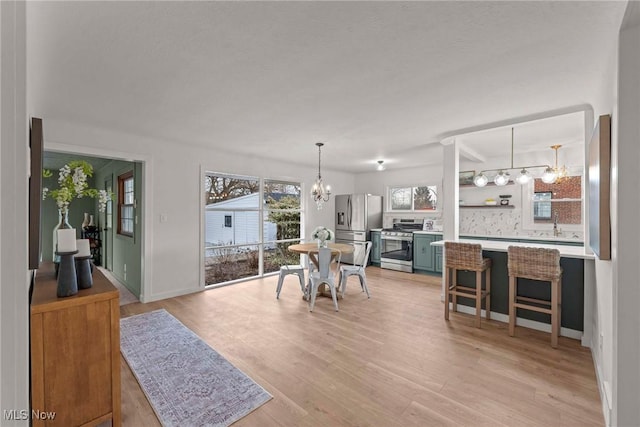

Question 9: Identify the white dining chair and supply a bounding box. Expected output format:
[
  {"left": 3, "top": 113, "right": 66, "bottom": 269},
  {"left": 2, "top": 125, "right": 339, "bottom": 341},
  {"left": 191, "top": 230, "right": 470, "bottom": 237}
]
[
  {"left": 339, "top": 241, "right": 372, "bottom": 298},
  {"left": 276, "top": 246, "right": 308, "bottom": 299},
  {"left": 275, "top": 264, "right": 305, "bottom": 299},
  {"left": 307, "top": 247, "right": 341, "bottom": 312}
]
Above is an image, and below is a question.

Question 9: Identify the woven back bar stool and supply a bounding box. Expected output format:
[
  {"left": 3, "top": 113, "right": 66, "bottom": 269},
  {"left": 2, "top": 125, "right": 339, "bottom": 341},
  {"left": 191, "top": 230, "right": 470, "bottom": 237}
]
[
  {"left": 444, "top": 242, "right": 492, "bottom": 328},
  {"left": 507, "top": 246, "right": 562, "bottom": 348}
]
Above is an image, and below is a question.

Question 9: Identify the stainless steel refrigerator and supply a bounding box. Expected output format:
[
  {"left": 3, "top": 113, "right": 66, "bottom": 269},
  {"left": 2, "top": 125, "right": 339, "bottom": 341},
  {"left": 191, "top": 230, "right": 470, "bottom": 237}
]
[{"left": 335, "top": 194, "right": 383, "bottom": 265}]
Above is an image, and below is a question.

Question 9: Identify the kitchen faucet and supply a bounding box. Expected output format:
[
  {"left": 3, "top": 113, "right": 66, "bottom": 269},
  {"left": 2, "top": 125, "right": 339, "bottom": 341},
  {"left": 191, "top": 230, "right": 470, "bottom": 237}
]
[{"left": 553, "top": 211, "right": 560, "bottom": 237}]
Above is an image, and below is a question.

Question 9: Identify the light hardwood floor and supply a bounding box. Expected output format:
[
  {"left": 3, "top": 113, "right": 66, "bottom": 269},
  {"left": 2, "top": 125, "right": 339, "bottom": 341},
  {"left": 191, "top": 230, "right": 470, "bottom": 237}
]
[{"left": 119, "top": 267, "right": 604, "bottom": 427}]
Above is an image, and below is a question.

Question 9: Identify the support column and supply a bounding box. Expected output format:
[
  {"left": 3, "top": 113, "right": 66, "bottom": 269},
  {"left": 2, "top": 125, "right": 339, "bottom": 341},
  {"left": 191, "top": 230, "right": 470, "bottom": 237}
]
[{"left": 440, "top": 138, "right": 459, "bottom": 300}]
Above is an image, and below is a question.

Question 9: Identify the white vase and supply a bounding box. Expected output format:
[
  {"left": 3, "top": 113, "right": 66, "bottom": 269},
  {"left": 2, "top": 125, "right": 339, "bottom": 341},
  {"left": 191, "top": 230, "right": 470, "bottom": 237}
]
[
  {"left": 89, "top": 214, "right": 95, "bottom": 227},
  {"left": 82, "top": 212, "right": 90, "bottom": 229},
  {"left": 52, "top": 208, "right": 72, "bottom": 262}
]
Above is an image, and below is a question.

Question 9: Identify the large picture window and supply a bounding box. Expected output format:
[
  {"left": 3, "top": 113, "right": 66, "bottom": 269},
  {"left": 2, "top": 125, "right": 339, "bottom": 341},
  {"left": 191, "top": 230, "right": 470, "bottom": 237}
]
[
  {"left": 389, "top": 185, "right": 438, "bottom": 211},
  {"left": 117, "top": 171, "right": 134, "bottom": 237},
  {"left": 204, "top": 173, "right": 302, "bottom": 286}
]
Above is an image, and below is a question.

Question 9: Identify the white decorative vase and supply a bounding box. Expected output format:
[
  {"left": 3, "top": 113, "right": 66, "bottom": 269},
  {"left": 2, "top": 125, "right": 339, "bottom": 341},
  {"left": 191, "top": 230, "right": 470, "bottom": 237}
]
[
  {"left": 52, "top": 208, "right": 72, "bottom": 262},
  {"left": 89, "top": 214, "right": 95, "bottom": 227},
  {"left": 82, "top": 212, "right": 90, "bottom": 229}
]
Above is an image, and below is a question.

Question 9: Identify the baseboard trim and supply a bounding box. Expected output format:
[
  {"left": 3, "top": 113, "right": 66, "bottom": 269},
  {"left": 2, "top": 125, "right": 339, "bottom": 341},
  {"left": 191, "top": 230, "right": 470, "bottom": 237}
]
[
  {"left": 590, "top": 344, "right": 612, "bottom": 426},
  {"left": 451, "top": 304, "right": 583, "bottom": 341},
  {"left": 145, "top": 286, "right": 203, "bottom": 302}
]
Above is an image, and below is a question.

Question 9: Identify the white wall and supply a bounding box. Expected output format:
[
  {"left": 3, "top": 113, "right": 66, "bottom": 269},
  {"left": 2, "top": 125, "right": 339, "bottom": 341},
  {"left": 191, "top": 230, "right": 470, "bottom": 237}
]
[
  {"left": 0, "top": 1, "right": 29, "bottom": 423},
  {"left": 584, "top": 2, "right": 640, "bottom": 426},
  {"left": 588, "top": 45, "right": 617, "bottom": 427},
  {"left": 43, "top": 118, "right": 355, "bottom": 302},
  {"left": 612, "top": 2, "right": 640, "bottom": 425},
  {"left": 354, "top": 161, "right": 444, "bottom": 227}
]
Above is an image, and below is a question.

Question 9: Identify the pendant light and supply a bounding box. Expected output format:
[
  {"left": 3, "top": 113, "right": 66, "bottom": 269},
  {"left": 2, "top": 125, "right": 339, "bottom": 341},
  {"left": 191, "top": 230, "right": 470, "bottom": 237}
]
[
  {"left": 473, "top": 127, "right": 555, "bottom": 187},
  {"left": 541, "top": 167, "right": 558, "bottom": 184},
  {"left": 515, "top": 168, "right": 532, "bottom": 185},
  {"left": 494, "top": 170, "right": 510, "bottom": 186},
  {"left": 377, "top": 160, "right": 386, "bottom": 171},
  {"left": 550, "top": 144, "right": 567, "bottom": 182},
  {"left": 473, "top": 173, "right": 489, "bottom": 187},
  {"left": 311, "top": 142, "right": 331, "bottom": 209}
]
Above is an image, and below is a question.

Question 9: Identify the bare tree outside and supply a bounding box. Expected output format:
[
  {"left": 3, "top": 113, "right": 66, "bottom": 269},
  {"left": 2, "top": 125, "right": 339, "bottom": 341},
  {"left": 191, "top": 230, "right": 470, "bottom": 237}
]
[{"left": 205, "top": 175, "right": 259, "bottom": 205}]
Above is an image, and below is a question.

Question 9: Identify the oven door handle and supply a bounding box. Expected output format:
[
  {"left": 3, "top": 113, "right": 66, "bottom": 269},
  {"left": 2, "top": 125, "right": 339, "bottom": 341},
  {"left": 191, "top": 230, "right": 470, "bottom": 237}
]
[{"left": 381, "top": 235, "right": 413, "bottom": 242}]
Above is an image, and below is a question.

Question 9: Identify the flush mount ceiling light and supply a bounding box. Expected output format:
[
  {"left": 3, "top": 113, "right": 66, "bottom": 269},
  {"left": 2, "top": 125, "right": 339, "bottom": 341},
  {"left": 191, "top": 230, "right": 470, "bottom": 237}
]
[
  {"left": 473, "top": 127, "right": 555, "bottom": 187},
  {"left": 311, "top": 142, "right": 331, "bottom": 209},
  {"left": 377, "top": 160, "right": 385, "bottom": 171}
]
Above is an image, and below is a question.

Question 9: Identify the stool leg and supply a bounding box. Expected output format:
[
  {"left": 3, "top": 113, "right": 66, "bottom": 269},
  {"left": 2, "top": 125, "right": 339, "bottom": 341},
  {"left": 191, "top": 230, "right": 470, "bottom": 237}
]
[
  {"left": 444, "top": 267, "right": 450, "bottom": 320},
  {"left": 558, "top": 278, "right": 562, "bottom": 342},
  {"left": 485, "top": 267, "right": 491, "bottom": 320},
  {"left": 451, "top": 268, "right": 458, "bottom": 313},
  {"left": 551, "top": 278, "right": 559, "bottom": 348},
  {"left": 475, "top": 270, "right": 482, "bottom": 328},
  {"left": 508, "top": 275, "right": 516, "bottom": 336}
]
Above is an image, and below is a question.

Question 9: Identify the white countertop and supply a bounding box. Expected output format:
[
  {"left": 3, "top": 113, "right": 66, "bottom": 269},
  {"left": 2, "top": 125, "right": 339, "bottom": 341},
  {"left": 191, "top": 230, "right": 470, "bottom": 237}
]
[
  {"left": 460, "top": 234, "right": 583, "bottom": 243},
  {"left": 431, "top": 238, "right": 594, "bottom": 260}
]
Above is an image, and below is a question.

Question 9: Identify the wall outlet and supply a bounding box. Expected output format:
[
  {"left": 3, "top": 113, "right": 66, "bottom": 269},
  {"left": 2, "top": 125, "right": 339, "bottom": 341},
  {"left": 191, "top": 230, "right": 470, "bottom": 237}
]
[{"left": 123, "top": 263, "right": 127, "bottom": 281}]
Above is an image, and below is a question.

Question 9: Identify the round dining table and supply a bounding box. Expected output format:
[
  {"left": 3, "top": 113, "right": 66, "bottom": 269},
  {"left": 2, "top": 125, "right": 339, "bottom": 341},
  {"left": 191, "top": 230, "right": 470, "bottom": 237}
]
[
  {"left": 287, "top": 242, "right": 354, "bottom": 298},
  {"left": 287, "top": 242, "right": 354, "bottom": 268}
]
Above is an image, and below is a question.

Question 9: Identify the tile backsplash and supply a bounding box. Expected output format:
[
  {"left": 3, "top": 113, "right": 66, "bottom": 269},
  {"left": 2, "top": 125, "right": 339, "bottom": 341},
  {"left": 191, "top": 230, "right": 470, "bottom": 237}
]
[
  {"left": 383, "top": 209, "right": 583, "bottom": 240},
  {"left": 459, "top": 210, "right": 583, "bottom": 240}
]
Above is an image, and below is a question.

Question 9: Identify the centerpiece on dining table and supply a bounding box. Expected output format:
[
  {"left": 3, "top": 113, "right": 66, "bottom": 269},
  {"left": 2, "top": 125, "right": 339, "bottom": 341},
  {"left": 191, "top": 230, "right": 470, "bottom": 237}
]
[{"left": 311, "top": 226, "right": 334, "bottom": 248}]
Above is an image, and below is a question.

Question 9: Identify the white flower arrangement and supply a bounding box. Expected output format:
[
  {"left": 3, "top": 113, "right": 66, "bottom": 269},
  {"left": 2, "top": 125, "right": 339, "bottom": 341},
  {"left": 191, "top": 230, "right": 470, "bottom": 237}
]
[
  {"left": 311, "top": 226, "right": 334, "bottom": 242},
  {"left": 43, "top": 160, "right": 113, "bottom": 212}
]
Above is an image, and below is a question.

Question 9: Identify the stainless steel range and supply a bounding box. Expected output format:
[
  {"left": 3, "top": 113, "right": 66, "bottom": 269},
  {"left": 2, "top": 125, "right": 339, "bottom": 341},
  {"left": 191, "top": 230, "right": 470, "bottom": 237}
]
[{"left": 380, "top": 219, "right": 423, "bottom": 272}]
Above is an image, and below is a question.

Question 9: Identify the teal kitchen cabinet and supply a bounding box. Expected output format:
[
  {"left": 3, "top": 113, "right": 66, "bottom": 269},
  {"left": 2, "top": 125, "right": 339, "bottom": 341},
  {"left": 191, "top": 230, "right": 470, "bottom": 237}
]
[
  {"left": 434, "top": 246, "right": 443, "bottom": 273},
  {"left": 413, "top": 234, "right": 442, "bottom": 273}
]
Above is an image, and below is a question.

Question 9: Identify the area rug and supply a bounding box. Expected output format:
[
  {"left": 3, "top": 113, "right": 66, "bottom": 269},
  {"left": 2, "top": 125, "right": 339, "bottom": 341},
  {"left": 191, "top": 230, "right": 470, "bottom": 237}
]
[{"left": 120, "top": 309, "right": 272, "bottom": 427}]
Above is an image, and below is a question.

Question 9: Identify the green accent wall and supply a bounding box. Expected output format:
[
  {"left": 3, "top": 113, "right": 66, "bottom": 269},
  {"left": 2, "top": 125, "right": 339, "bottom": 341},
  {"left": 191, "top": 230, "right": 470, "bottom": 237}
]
[{"left": 94, "top": 160, "right": 142, "bottom": 298}]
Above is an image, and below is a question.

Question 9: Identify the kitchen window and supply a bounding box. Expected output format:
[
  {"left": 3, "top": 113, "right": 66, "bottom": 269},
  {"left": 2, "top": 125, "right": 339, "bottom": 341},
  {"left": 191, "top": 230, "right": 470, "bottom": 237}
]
[
  {"left": 533, "top": 192, "right": 552, "bottom": 220},
  {"left": 389, "top": 185, "right": 437, "bottom": 211},
  {"left": 522, "top": 175, "right": 583, "bottom": 232}
]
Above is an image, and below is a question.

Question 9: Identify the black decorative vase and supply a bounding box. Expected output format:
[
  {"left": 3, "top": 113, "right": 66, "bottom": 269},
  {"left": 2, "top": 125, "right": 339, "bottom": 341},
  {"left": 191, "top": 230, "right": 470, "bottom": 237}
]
[
  {"left": 57, "top": 251, "right": 79, "bottom": 297},
  {"left": 75, "top": 256, "right": 93, "bottom": 289}
]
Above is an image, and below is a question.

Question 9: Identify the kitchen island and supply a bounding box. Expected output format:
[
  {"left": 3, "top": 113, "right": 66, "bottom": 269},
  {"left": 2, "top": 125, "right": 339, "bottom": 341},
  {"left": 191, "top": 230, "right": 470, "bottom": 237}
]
[{"left": 431, "top": 239, "right": 594, "bottom": 343}]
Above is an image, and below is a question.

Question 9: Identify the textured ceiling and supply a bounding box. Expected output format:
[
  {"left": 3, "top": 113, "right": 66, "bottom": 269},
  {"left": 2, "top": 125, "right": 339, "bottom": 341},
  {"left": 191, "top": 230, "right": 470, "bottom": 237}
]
[{"left": 27, "top": 1, "right": 627, "bottom": 173}]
